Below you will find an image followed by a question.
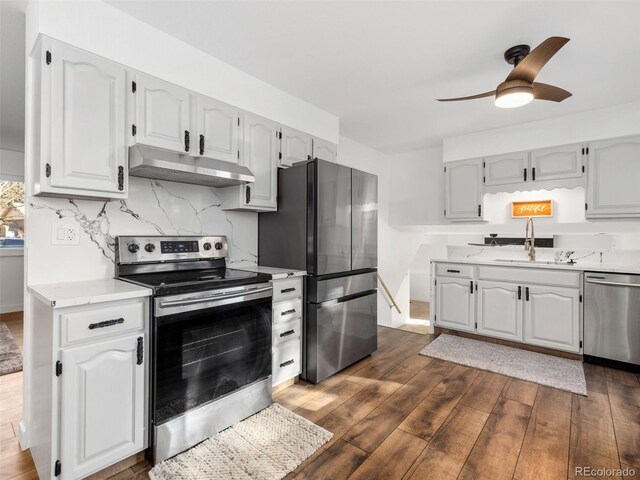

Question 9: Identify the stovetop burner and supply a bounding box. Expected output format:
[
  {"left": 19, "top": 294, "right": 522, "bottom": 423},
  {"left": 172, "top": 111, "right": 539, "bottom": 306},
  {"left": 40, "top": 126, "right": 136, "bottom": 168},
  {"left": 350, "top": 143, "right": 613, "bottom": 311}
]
[{"left": 114, "top": 235, "right": 270, "bottom": 296}]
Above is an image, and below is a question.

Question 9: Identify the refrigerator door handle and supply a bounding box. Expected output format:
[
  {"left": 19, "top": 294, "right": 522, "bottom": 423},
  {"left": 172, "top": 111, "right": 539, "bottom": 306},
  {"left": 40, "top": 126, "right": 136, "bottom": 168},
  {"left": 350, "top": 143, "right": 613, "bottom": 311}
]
[{"left": 314, "top": 289, "right": 378, "bottom": 308}]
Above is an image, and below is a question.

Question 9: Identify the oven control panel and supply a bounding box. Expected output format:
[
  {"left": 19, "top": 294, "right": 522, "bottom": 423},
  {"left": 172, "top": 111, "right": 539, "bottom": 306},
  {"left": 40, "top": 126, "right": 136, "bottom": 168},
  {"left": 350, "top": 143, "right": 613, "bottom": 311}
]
[{"left": 116, "top": 236, "right": 228, "bottom": 264}]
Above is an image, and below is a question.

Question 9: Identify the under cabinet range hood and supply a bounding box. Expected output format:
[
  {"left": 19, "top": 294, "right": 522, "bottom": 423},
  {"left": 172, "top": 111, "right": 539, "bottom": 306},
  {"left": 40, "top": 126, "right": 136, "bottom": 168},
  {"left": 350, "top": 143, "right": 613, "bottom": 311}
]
[{"left": 128, "top": 145, "right": 255, "bottom": 187}]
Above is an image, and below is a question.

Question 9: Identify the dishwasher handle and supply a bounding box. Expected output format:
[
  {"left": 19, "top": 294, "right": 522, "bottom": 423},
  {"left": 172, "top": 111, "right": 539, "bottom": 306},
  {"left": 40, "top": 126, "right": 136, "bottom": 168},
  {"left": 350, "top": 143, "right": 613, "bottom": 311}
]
[{"left": 586, "top": 278, "right": 640, "bottom": 288}]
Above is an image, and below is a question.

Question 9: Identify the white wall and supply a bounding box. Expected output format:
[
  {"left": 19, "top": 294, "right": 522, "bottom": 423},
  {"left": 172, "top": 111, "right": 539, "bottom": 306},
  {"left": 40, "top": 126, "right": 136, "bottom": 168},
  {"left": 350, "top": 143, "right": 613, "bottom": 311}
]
[
  {"left": 0, "top": 251, "right": 24, "bottom": 313},
  {"left": 25, "top": 1, "right": 339, "bottom": 144},
  {"left": 0, "top": 149, "right": 25, "bottom": 181},
  {"left": 443, "top": 101, "right": 640, "bottom": 162}
]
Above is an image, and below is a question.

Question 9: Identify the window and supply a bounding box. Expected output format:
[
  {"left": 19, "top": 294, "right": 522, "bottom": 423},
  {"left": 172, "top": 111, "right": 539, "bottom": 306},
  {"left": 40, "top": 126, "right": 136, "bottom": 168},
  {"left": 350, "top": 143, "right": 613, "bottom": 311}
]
[{"left": 0, "top": 181, "right": 24, "bottom": 248}]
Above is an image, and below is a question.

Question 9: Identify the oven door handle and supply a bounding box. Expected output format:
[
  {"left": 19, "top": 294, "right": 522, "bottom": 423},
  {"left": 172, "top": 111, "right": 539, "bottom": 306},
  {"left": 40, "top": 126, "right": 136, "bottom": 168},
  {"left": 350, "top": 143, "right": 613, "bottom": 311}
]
[{"left": 158, "top": 286, "right": 273, "bottom": 309}]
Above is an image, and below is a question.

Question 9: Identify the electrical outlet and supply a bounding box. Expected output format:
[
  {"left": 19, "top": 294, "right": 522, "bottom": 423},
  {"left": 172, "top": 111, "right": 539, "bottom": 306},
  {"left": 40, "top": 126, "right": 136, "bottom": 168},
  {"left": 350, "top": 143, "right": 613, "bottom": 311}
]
[{"left": 51, "top": 223, "right": 80, "bottom": 245}]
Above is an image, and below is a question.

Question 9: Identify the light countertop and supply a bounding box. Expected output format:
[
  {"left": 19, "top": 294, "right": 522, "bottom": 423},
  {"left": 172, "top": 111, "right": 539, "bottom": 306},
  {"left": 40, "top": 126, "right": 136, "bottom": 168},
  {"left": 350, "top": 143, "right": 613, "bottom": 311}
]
[
  {"left": 431, "top": 258, "right": 640, "bottom": 275},
  {"left": 28, "top": 278, "right": 152, "bottom": 309},
  {"left": 234, "top": 265, "right": 306, "bottom": 280}
]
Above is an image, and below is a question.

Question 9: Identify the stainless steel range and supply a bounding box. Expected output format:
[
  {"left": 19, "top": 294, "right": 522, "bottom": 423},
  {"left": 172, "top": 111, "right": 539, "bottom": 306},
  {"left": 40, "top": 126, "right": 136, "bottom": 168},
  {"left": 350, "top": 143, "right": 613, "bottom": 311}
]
[{"left": 115, "top": 235, "right": 273, "bottom": 464}]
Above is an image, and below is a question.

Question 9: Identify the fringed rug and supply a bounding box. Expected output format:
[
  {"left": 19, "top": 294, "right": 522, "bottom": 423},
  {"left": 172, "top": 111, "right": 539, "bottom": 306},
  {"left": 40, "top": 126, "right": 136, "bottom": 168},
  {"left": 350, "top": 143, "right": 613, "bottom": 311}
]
[
  {"left": 420, "top": 334, "right": 587, "bottom": 395},
  {"left": 150, "top": 403, "right": 333, "bottom": 480},
  {"left": 0, "top": 323, "right": 22, "bottom": 376}
]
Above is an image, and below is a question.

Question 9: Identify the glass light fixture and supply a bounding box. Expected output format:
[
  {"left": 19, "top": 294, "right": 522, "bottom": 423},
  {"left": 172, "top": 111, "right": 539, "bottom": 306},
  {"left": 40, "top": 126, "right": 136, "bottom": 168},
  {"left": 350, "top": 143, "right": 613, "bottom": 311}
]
[{"left": 495, "top": 85, "right": 534, "bottom": 108}]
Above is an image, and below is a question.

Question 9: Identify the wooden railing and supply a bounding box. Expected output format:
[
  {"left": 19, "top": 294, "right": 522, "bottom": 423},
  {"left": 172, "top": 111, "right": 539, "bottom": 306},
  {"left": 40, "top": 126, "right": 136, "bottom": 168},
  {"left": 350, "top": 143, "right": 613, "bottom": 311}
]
[{"left": 377, "top": 272, "right": 401, "bottom": 314}]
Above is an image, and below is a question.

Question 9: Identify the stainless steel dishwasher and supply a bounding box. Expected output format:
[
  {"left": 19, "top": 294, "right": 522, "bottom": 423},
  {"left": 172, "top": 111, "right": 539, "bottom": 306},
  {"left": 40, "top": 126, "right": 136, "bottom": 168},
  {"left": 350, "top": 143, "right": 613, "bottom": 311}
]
[{"left": 584, "top": 272, "right": 640, "bottom": 369}]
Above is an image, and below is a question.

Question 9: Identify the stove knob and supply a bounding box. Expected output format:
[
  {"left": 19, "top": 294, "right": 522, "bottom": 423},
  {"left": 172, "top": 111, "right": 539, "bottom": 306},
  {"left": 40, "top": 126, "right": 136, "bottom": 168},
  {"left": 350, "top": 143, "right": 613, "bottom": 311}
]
[
  {"left": 214, "top": 242, "right": 224, "bottom": 251},
  {"left": 203, "top": 242, "right": 212, "bottom": 251},
  {"left": 128, "top": 243, "right": 140, "bottom": 254},
  {"left": 144, "top": 243, "right": 155, "bottom": 253}
]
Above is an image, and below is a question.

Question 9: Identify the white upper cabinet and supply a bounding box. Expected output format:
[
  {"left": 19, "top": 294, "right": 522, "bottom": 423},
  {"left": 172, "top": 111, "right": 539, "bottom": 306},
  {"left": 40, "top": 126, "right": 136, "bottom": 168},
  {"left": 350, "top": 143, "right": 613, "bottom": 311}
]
[
  {"left": 586, "top": 135, "right": 640, "bottom": 218},
  {"left": 60, "top": 333, "right": 145, "bottom": 479},
  {"left": 483, "top": 152, "right": 529, "bottom": 185},
  {"left": 524, "top": 285, "right": 580, "bottom": 353},
  {"left": 312, "top": 138, "right": 338, "bottom": 162},
  {"left": 40, "top": 39, "right": 127, "bottom": 198},
  {"left": 220, "top": 113, "right": 278, "bottom": 211},
  {"left": 194, "top": 95, "right": 241, "bottom": 163},
  {"left": 530, "top": 144, "right": 584, "bottom": 182},
  {"left": 133, "top": 74, "right": 190, "bottom": 153},
  {"left": 445, "top": 159, "right": 483, "bottom": 220},
  {"left": 435, "top": 277, "right": 475, "bottom": 332},
  {"left": 280, "top": 126, "right": 312, "bottom": 167},
  {"left": 477, "top": 280, "right": 522, "bottom": 342}
]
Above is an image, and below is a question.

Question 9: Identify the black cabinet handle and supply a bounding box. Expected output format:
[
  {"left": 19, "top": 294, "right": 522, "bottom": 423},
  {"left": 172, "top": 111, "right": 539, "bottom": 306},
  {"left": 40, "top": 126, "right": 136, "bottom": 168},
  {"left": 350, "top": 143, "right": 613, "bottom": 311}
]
[
  {"left": 532, "top": 167, "right": 536, "bottom": 181},
  {"left": 518, "top": 286, "right": 522, "bottom": 299},
  {"left": 280, "top": 330, "right": 296, "bottom": 338},
  {"left": 470, "top": 281, "right": 474, "bottom": 294},
  {"left": 523, "top": 168, "right": 527, "bottom": 182},
  {"left": 88, "top": 318, "right": 124, "bottom": 330},
  {"left": 281, "top": 287, "right": 296, "bottom": 294},
  {"left": 184, "top": 131, "right": 190, "bottom": 152},
  {"left": 280, "top": 359, "right": 295, "bottom": 368},
  {"left": 117, "top": 166, "right": 124, "bottom": 191},
  {"left": 281, "top": 309, "right": 296, "bottom": 316},
  {"left": 525, "top": 287, "right": 530, "bottom": 301},
  {"left": 446, "top": 269, "right": 460, "bottom": 273},
  {"left": 246, "top": 185, "right": 251, "bottom": 204},
  {"left": 199, "top": 134, "right": 205, "bottom": 155},
  {"left": 136, "top": 336, "right": 144, "bottom": 365}
]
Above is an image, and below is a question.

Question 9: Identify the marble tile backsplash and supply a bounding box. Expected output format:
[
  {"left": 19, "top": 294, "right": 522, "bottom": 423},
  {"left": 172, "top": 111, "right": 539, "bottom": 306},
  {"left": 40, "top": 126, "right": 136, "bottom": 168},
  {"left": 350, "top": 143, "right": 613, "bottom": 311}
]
[{"left": 27, "top": 177, "right": 258, "bottom": 284}]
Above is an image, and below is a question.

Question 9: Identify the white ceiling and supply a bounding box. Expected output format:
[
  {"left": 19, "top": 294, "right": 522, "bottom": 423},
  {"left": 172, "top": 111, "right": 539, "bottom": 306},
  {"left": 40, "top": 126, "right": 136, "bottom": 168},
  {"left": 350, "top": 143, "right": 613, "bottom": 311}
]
[
  {"left": 2, "top": 2, "right": 640, "bottom": 154},
  {"left": 0, "top": 1, "right": 27, "bottom": 152}
]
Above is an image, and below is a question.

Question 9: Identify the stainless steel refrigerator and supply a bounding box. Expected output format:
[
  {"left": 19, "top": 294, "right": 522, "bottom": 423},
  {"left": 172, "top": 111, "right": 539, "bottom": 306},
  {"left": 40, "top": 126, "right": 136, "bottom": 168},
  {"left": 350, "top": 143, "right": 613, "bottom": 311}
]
[{"left": 259, "top": 159, "right": 378, "bottom": 383}]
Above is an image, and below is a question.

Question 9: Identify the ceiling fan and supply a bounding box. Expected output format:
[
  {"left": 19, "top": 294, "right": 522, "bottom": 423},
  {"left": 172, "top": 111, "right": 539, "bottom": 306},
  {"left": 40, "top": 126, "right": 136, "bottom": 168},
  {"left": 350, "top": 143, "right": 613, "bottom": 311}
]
[{"left": 437, "top": 37, "right": 571, "bottom": 108}]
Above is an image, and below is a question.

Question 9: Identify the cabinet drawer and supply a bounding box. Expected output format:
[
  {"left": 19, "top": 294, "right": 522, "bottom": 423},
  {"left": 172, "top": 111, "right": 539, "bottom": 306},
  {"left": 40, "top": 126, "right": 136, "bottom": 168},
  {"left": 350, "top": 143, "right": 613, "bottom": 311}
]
[
  {"left": 435, "top": 263, "right": 474, "bottom": 278},
  {"left": 273, "top": 318, "right": 302, "bottom": 346},
  {"left": 60, "top": 299, "right": 145, "bottom": 346},
  {"left": 478, "top": 266, "right": 581, "bottom": 288},
  {"left": 273, "top": 339, "right": 301, "bottom": 386},
  {"left": 273, "top": 278, "right": 302, "bottom": 302},
  {"left": 273, "top": 298, "right": 302, "bottom": 324}
]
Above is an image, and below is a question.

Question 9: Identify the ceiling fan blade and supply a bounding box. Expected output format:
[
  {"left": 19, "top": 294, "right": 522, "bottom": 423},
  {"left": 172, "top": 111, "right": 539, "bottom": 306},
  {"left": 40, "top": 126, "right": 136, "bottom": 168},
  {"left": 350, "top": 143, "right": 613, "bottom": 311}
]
[
  {"left": 436, "top": 90, "right": 496, "bottom": 102},
  {"left": 506, "top": 37, "right": 570, "bottom": 83},
  {"left": 533, "top": 82, "right": 572, "bottom": 102}
]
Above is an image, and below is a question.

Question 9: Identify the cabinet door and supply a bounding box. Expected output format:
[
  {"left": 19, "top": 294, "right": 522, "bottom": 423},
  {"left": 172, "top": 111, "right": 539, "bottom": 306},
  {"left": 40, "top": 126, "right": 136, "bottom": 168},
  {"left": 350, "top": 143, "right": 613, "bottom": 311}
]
[
  {"left": 60, "top": 334, "right": 145, "bottom": 479},
  {"left": 484, "top": 152, "right": 529, "bottom": 185},
  {"left": 195, "top": 95, "right": 240, "bottom": 163},
  {"left": 477, "top": 281, "right": 522, "bottom": 342},
  {"left": 586, "top": 136, "right": 640, "bottom": 218},
  {"left": 530, "top": 144, "right": 584, "bottom": 181},
  {"left": 445, "top": 159, "right": 483, "bottom": 220},
  {"left": 134, "top": 74, "right": 190, "bottom": 153},
  {"left": 242, "top": 113, "right": 278, "bottom": 209},
  {"left": 435, "top": 277, "right": 475, "bottom": 332},
  {"left": 312, "top": 138, "right": 337, "bottom": 162},
  {"left": 280, "top": 127, "right": 312, "bottom": 167},
  {"left": 524, "top": 285, "right": 580, "bottom": 352},
  {"left": 48, "top": 41, "right": 126, "bottom": 195}
]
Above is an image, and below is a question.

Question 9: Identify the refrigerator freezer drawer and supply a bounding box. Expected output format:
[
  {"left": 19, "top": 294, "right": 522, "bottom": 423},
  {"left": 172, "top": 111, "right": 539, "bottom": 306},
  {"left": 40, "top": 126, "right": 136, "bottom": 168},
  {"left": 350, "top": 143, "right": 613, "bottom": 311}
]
[
  {"left": 305, "top": 291, "right": 378, "bottom": 383},
  {"left": 308, "top": 271, "right": 377, "bottom": 303}
]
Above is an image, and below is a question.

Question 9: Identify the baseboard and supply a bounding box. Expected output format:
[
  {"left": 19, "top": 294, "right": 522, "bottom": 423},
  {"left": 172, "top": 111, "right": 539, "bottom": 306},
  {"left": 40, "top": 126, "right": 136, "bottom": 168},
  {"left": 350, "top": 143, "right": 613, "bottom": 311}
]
[{"left": 18, "top": 420, "right": 28, "bottom": 450}]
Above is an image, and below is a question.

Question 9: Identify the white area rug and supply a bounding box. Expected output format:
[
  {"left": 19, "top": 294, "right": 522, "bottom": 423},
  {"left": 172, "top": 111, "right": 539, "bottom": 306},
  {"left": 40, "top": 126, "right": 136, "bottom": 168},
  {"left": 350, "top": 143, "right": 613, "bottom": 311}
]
[
  {"left": 149, "top": 403, "right": 333, "bottom": 480},
  {"left": 420, "top": 334, "right": 587, "bottom": 395}
]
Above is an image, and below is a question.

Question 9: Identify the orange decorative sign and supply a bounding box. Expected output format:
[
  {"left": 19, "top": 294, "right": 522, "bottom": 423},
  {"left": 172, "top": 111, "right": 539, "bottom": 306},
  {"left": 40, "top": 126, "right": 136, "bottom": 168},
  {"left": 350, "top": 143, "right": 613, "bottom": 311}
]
[{"left": 511, "top": 200, "right": 553, "bottom": 218}]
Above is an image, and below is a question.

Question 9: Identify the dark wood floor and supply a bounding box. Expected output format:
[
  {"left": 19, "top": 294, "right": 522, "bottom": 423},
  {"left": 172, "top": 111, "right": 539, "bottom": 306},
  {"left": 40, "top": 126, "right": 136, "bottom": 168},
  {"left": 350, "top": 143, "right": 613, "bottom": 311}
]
[{"left": 2, "top": 314, "right": 639, "bottom": 480}]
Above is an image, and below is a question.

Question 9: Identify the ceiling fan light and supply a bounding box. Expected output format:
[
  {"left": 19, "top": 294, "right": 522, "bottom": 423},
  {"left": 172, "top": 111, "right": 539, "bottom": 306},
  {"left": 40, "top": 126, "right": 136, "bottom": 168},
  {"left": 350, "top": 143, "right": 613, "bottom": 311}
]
[{"left": 495, "top": 86, "right": 534, "bottom": 108}]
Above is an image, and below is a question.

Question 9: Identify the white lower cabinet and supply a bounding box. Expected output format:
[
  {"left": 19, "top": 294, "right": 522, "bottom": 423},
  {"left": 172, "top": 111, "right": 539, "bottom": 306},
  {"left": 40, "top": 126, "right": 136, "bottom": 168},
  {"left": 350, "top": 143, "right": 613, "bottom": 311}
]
[
  {"left": 524, "top": 285, "right": 581, "bottom": 353},
  {"left": 476, "top": 281, "right": 522, "bottom": 341},
  {"left": 271, "top": 277, "right": 303, "bottom": 387},
  {"left": 60, "top": 334, "right": 145, "bottom": 479},
  {"left": 435, "top": 277, "right": 475, "bottom": 332},
  {"left": 434, "top": 263, "right": 582, "bottom": 354},
  {"left": 30, "top": 296, "right": 148, "bottom": 480}
]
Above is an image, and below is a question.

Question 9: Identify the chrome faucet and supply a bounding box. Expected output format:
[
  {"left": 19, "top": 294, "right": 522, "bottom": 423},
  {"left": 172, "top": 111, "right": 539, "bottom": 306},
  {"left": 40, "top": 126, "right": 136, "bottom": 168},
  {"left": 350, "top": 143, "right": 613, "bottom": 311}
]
[{"left": 524, "top": 217, "right": 535, "bottom": 261}]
